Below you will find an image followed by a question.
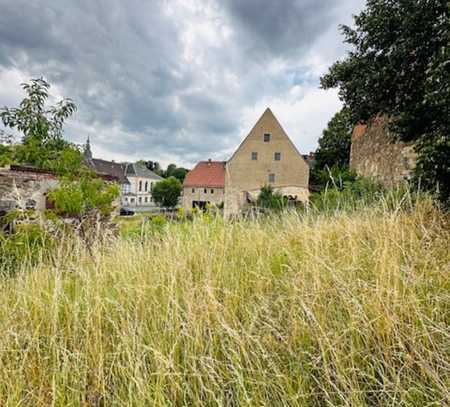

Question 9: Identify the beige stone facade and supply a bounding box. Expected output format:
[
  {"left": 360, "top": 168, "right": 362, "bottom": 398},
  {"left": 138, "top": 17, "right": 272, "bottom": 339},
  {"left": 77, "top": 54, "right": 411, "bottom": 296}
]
[
  {"left": 182, "top": 186, "right": 224, "bottom": 209},
  {"left": 350, "top": 116, "right": 416, "bottom": 187},
  {"left": 224, "top": 108, "right": 309, "bottom": 217}
]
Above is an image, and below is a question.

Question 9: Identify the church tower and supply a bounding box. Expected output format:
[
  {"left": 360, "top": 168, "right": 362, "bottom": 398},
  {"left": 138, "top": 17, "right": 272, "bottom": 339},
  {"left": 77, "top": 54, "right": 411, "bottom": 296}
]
[{"left": 84, "top": 136, "right": 93, "bottom": 160}]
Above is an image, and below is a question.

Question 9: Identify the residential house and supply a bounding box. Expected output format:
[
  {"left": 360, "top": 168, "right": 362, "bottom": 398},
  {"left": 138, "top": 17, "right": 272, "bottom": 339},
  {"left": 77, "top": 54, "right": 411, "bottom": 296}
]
[
  {"left": 122, "top": 162, "right": 163, "bottom": 209},
  {"left": 182, "top": 160, "right": 225, "bottom": 210},
  {"left": 182, "top": 108, "right": 310, "bottom": 216},
  {"left": 84, "top": 138, "right": 163, "bottom": 210}
]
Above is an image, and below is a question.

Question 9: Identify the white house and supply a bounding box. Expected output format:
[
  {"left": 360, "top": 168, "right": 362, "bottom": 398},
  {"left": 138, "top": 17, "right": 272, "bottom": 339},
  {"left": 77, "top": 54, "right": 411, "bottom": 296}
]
[
  {"left": 83, "top": 137, "right": 163, "bottom": 211},
  {"left": 121, "top": 162, "right": 163, "bottom": 209}
]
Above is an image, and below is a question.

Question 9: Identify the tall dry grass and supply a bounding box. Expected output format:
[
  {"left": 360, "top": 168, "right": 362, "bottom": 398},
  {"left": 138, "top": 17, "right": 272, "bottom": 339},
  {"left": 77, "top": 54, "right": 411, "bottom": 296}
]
[{"left": 0, "top": 197, "right": 449, "bottom": 405}]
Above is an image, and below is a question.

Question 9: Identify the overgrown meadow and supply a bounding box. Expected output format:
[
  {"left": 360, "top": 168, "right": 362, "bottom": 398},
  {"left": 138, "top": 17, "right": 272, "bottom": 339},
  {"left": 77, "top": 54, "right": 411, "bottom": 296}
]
[{"left": 0, "top": 191, "right": 449, "bottom": 406}]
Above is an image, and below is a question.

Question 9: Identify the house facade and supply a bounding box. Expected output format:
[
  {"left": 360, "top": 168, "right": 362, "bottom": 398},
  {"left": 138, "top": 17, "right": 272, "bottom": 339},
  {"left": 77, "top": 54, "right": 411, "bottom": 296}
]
[
  {"left": 182, "top": 160, "right": 225, "bottom": 210},
  {"left": 182, "top": 108, "right": 310, "bottom": 216},
  {"left": 84, "top": 139, "right": 163, "bottom": 210},
  {"left": 122, "top": 162, "right": 163, "bottom": 208}
]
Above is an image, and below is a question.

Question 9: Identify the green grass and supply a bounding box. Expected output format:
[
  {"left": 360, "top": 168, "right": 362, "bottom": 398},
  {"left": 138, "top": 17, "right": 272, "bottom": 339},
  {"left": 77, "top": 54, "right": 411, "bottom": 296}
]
[{"left": 0, "top": 196, "right": 449, "bottom": 405}]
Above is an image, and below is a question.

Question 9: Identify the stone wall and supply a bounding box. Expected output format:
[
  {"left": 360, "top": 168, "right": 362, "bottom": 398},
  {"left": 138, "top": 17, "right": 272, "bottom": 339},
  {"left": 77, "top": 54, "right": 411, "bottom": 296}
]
[
  {"left": 0, "top": 168, "right": 58, "bottom": 212},
  {"left": 350, "top": 116, "right": 416, "bottom": 187}
]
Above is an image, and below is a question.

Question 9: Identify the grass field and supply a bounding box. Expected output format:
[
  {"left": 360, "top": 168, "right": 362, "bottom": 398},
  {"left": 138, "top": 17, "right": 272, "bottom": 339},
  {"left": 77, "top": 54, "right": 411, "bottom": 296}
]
[{"left": 0, "top": 196, "right": 449, "bottom": 405}]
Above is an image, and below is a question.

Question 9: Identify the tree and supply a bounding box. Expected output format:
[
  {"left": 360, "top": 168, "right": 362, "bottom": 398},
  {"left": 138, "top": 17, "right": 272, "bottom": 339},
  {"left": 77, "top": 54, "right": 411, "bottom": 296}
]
[
  {"left": 144, "top": 160, "right": 163, "bottom": 176},
  {"left": 257, "top": 185, "right": 287, "bottom": 210},
  {"left": 170, "top": 167, "right": 188, "bottom": 183},
  {"left": 321, "top": 0, "right": 450, "bottom": 204},
  {"left": 0, "top": 78, "right": 118, "bottom": 238},
  {"left": 311, "top": 108, "right": 354, "bottom": 187},
  {"left": 0, "top": 78, "right": 79, "bottom": 172},
  {"left": 152, "top": 176, "right": 182, "bottom": 208},
  {"left": 315, "top": 108, "right": 353, "bottom": 170}
]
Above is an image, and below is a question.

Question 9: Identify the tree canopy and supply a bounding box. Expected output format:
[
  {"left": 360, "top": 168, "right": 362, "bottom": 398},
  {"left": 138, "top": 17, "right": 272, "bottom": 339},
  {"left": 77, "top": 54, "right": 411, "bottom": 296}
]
[
  {"left": 0, "top": 78, "right": 81, "bottom": 172},
  {"left": 315, "top": 108, "right": 353, "bottom": 170},
  {"left": 310, "top": 108, "right": 355, "bottom": 188},
  {"left": 321, "top": 0, "right": 450, "bottom": 204},
  {"left": 151, "top": 176, "right": 182, "bottom": 208}
]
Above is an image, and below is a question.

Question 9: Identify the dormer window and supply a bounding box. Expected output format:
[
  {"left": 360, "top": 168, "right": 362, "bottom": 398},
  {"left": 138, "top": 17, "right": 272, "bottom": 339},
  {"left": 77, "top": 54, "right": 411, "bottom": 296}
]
[{"left": 264, "top": 133, "right": 271, "bottom": 142}]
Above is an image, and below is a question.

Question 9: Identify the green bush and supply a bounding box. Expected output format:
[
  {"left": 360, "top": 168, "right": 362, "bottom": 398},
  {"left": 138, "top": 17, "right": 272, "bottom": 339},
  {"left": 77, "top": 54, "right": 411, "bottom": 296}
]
[{"left": 0, "top": 224, "right": 54, "bottom": 277}]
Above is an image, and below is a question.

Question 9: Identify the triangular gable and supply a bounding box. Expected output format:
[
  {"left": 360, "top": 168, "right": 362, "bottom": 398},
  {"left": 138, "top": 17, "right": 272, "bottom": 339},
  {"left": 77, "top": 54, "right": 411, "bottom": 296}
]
[{"left": 228, "top": 108, "right": 308, "bottom": 165}]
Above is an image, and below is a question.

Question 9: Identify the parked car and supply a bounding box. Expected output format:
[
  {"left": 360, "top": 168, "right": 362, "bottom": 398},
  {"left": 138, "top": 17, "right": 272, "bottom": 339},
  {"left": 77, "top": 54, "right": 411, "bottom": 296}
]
[{"left": 120, "top": 208, "right": 135, "bottom": 216}]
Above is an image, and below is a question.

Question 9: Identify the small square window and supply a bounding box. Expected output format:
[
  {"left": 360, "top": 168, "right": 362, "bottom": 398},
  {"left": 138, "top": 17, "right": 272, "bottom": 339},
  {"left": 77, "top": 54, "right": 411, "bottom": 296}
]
[
  {"left": 274, "top": 152, "right": 281, "bottom": 161},
  {"left": 192, "top": 188, "right": 195, "bottom": 193},
  {"left": 264, "top": 133, "right": 271, "bottom": 142},
  {"left": 268, "top": 173, "right": 275, "bottom": 183},
  {"left": 251, "top": 152, "right": 258, "bottom": 160},
  {"left": 211, "top": 189, "right": 214, "bottom": 194}
]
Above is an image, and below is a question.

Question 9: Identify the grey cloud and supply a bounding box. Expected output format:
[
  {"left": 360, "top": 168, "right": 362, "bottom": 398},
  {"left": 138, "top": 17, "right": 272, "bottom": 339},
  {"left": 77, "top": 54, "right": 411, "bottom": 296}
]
[
  {"left": 0, "top": 0, "right": 361, "bottom": 166},
  {"left": 221, "top": 0, "right": 339, "bottom": 58}
]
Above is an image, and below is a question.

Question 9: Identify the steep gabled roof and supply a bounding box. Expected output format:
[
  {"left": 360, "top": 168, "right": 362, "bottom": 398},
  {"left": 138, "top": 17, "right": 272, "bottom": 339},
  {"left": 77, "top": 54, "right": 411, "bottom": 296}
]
[
  {"left": 228, "top": 107, "right": 308, "bottom": 165},
  {"left": 125, "top": 162, "right": 163, "bottom": 180},
  {"left": 183, "top": 160, "right": 226, "bottom": 188},
  {"left": 85, "top": 158, "right": 128, "bottom": 183}
]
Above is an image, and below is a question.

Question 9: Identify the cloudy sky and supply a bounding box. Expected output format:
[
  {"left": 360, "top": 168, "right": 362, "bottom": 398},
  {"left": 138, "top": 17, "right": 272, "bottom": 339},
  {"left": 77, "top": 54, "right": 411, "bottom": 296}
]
[{"left": 0, "top": 0, "right": 365, "bottom": 168}]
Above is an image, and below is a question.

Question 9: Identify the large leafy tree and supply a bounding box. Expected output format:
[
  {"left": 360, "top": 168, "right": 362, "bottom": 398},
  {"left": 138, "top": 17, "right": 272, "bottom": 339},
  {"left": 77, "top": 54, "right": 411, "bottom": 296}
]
[
  {"left": 311, "top": 108, "right": 355, "bottom": 188},
  {"left": 0, "top": 78, "right": 81, "bottom": 171},
  {"left": 321, "top": 0, "right": 450, "bottom": 204},
  {"left": 152, "top": 176, "right": 182, "bottom": 208},
  {"left": 315, "top": 108, "right": 353, "bottom": 170},
  {"left": 0, "top": 78, "right": 119, "bottom": 233},
  {"left": 165, "top": 163, "right": 189, "bottom": 182}
]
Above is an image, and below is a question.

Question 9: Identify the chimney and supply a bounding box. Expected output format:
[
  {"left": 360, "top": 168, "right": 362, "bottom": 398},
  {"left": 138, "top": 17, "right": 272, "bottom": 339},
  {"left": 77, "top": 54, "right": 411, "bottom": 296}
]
[{"left": 208, "top": 158, "right": 212, "bottom": 165}]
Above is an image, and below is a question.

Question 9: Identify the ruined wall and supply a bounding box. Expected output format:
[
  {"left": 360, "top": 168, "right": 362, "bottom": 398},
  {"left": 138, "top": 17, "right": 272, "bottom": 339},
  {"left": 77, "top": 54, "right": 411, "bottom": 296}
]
[
  {"left": 350, "top": 116, "right": 416, "bottom": 187},
  {"left": 0, "top": 169, "right": 58, "bottom": 211}
]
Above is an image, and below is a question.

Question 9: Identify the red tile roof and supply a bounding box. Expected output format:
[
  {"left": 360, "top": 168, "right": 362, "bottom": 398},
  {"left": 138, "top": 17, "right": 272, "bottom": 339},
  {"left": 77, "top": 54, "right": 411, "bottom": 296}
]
[{"left": 183, "top": 160, "right": 226, "bottom": 188}]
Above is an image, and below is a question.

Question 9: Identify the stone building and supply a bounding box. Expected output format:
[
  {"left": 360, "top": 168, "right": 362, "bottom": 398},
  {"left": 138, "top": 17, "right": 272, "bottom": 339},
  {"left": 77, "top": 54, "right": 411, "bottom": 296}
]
[
  {"left": 182, "top": 108, "right": 310, "bottom": 216},
  {"left": 182, "top": 160, "right": 225, "bottom": 210},
  {"left": 224, "top": 108, "right": 309, "bottom": 217},
  {"left": 350, "top": 116, "right": 416, "bottom": 187}
]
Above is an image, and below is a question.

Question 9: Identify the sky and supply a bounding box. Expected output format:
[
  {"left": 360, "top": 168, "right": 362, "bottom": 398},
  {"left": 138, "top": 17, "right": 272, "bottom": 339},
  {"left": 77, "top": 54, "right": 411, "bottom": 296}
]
[{"left": 0, "top": 0, "right": 366, "bottom": 168}]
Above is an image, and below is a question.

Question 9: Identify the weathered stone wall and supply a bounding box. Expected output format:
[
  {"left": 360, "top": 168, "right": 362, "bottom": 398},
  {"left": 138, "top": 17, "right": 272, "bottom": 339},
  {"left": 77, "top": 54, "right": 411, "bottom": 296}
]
[
  {"left": 0, "top": 169, "right": 58, "bottom": 211},
  {"left": 350, "top": 116, "right": 416, "bottom": 187}
]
